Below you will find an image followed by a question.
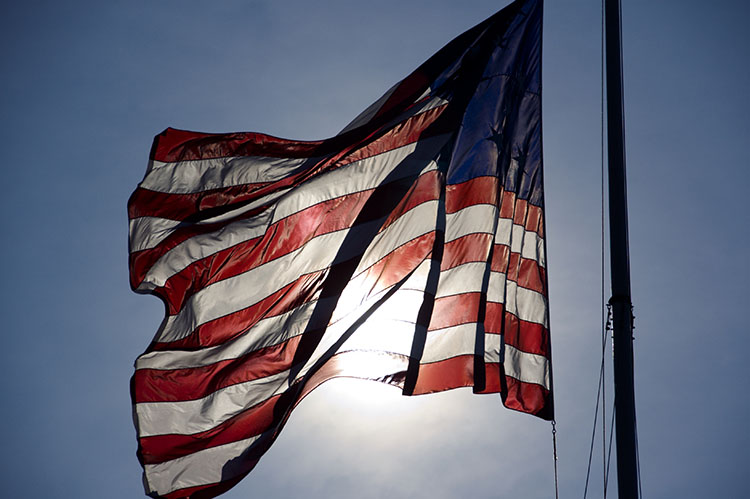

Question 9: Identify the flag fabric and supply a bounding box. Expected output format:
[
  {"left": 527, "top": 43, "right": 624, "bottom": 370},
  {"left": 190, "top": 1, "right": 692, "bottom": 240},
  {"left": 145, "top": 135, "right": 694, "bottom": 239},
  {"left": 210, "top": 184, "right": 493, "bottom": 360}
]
[{"left": 128, "top": 0, "right": 550, "bottom": 497}]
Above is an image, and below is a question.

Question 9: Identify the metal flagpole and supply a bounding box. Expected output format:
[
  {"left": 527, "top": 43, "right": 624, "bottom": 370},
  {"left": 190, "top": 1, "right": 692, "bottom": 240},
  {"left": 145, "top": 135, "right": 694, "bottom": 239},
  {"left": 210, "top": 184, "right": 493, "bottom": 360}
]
[{"left": 603, "top": 0, "right": 640, "bottom": 497}]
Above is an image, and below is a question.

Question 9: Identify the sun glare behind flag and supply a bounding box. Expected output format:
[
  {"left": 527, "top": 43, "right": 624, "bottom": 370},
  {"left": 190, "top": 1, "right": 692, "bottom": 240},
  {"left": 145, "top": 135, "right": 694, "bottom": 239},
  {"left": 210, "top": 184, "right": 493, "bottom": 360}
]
[{"left": 128, "top": 0, "right": 550, "bottom": 497}]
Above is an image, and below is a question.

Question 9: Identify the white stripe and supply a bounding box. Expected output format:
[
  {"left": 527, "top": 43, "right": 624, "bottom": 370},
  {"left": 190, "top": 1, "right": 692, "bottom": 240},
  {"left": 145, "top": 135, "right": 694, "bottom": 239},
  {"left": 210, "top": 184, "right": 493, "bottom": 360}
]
[
  {"left": 129, "top": 217, "right": 182, "bottom": 253},
  {"left": 435, "top": 262, "right": 487, "bottom": 298},
  {"left": 144, "top": 432, "right": 269, "bottom": 496},
  {"left": 420, "top": 323, "right": 477, "bottom": 363},
  {"left": 484, "top": 332, "right": 502, "bottom": 363},
  {"left": 511, "top": 282, "right": 549, "bottom": 327},
  {"left": 157, "top": 200, "right": 440, "bottom": 344},
  {"left": 487, "top": 271, "right": 507, "bottom": 305},
  {"left": 136, "top": 370, "right": 289, "bottom": 437},
  {"left": 445, "top": 204, "right": 497, "bottom": 243},
  {"left": 504, "top": 344, "right": 550, "bottom": 389},
  {"left": 142, "top": 156, "right": 312, "bottom": 194},
  {"left": 487, "top": 273, "right": 548, "bottom": 327}
]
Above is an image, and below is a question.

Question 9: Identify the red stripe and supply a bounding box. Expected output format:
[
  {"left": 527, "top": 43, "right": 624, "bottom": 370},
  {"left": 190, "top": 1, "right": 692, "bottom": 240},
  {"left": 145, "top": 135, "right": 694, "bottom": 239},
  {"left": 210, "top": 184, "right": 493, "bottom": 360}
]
[
  {"left": 477, "top": 361, "right": 502, "bottom": 394},
  {"left": 499, "top": 189, "right": 515, "bottom": 219},
  {"left": 513, "top": 253, "right": 547, "bottom": 294},
  {"left": 445, "top": 176, "right": 498, "bottom": 213},
  {"left": 428, "top": 293, "right": 482, "bottom": 331},
  {"left": 159, "top": 474, "right": 247, "bottom": 499},
  {"left": 503, "top": 374, "right": 553, "bottom": 420},
  {"left": 151, "top": 128, "right": 324, "bottom": 163},
  {"left": 442, "top": 232, "right": 493, "bottom": 271},
  {"left": 525, "top": 203, "right": 544, "bottom": 237},
  {"left": 128, "top": 181, "right": 271, "bottom": 220},
  {"left": 411, "top": 355, "right": 475, "bottom": 394},
  {"left": 484, "top": 302, "right": 505, "bottom": 334}
]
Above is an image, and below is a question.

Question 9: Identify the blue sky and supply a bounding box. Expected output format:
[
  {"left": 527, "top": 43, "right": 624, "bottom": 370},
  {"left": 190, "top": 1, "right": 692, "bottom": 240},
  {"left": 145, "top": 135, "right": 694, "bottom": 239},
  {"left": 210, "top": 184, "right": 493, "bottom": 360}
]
[{"left": 1, "top": 1, "right": 747, "bottom": 497}]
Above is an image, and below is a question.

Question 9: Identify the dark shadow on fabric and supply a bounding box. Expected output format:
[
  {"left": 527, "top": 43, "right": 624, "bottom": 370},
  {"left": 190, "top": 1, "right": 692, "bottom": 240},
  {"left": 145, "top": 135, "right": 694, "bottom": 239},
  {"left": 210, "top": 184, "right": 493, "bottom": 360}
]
[
  {"left": 287, "top": 136, "right": 447, "bottom": 384},
  {"left": 401, "top": 205, "right": 444, "bottom": 396}
]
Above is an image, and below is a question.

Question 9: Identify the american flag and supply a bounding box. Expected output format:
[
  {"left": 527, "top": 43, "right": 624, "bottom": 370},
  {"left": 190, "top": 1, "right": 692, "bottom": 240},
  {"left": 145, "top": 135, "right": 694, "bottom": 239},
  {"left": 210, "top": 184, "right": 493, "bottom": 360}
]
[{"left": 128, "top": 0, "right": 551, "bottom": 497}]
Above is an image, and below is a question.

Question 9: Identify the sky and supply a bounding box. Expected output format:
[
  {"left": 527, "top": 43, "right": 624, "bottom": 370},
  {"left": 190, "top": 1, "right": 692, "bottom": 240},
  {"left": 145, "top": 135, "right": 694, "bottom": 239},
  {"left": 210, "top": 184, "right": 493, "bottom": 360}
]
[{"left": 1, "top": 0, "right": 748, "bottom": 498}]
